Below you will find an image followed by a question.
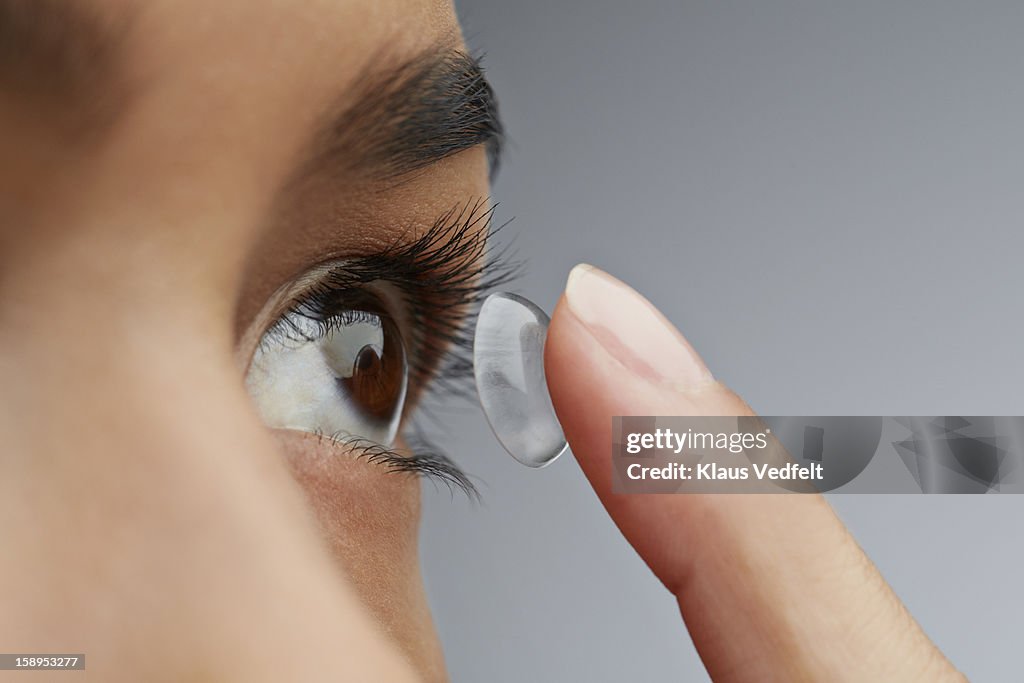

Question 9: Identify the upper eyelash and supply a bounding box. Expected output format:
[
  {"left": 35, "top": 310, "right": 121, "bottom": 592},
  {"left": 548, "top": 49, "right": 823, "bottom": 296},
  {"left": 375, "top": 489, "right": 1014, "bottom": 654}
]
[{"left": 268, "top": 198, "right": 519, "bottom": 397}]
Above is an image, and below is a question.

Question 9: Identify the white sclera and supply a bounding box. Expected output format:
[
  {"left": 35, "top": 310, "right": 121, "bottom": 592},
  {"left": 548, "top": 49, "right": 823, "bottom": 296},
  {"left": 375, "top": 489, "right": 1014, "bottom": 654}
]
[{"left": 473, "top": 292, "right": 568, "bottom": 468}]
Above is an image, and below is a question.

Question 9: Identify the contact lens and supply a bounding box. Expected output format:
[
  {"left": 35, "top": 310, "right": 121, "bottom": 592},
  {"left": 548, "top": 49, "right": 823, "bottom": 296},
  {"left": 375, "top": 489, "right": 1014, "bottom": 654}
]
[{"left": 473, "top": 292, "right": 568, "bottom": 468}]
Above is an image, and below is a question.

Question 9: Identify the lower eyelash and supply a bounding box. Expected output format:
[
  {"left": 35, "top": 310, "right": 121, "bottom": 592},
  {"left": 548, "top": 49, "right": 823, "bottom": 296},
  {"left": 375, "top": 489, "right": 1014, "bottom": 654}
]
[{"left": 313, "top": 430, "right": 478, "bottom": 499}]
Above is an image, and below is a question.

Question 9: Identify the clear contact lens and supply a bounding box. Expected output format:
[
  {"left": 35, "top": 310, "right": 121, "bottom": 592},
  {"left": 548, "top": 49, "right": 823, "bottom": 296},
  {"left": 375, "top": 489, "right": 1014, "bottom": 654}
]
[{"left": 473, "top": 292, "right": 568, "bottom": 468}]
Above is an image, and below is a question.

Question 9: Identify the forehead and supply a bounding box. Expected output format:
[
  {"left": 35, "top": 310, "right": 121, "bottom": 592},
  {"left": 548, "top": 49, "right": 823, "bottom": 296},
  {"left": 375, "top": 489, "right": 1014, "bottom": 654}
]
[
  {"left": 126, "top": 0, "right": 461, "bottom": 85},
  {"left": 2, "top": 0, "right": 460, "bottom": 140},
  {"left": 3, "top": 0, "right": 461, "bottom": 101},
  {"left": 0, "top": 0, "right": 469, "bottom": 223}
]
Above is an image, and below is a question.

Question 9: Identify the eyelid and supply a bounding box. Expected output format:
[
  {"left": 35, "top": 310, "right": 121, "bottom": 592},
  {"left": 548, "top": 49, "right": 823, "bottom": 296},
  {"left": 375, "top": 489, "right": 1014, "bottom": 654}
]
[{"left": 238, "top": 263, "right": 411, "bottom": 374}]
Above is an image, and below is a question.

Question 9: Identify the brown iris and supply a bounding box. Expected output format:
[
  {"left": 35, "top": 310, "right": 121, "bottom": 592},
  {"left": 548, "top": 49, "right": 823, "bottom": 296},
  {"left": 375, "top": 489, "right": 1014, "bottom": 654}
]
[{"left": 321, "top": 312, "right": 407, "bottom": 426}]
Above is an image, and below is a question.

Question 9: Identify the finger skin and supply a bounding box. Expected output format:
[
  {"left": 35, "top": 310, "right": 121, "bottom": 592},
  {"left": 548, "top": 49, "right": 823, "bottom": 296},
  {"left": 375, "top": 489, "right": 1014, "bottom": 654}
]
[{"left": 545, "top": 293, "right": 965, "bottom": 683}]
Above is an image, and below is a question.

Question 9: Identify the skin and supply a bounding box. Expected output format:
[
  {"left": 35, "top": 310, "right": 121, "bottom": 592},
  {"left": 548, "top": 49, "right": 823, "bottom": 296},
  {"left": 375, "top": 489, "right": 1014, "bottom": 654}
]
[
  {"left": 0, "top": 0, "right": 481, "bottom": 680},
  {"left": 0, "top": 1, "right": 965, "bottom": 681}
]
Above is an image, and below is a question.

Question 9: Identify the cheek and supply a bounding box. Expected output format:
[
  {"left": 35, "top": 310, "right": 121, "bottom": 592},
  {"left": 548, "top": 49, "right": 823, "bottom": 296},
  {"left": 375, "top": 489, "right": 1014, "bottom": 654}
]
[
  {"left": 281, "top": 432, "right": 419, "bottom": 585},
  {"left": 273, "top": 431, "right": 446, "bottom": 680}
]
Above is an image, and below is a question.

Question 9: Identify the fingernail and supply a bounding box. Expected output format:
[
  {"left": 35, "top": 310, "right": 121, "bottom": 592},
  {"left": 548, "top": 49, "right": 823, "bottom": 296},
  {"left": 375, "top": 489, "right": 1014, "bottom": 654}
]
[{"left": 564, "top": 264, "right": 713, "bottom": 389}]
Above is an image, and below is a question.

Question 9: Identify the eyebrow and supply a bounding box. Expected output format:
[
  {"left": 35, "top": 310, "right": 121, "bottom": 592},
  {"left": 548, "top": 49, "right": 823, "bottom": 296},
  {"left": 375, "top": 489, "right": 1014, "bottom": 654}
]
[
  {"left": 0, "top": 0, "right": 133, "bottom": 141},
  {"left": 0, "top": 0, "right": 128, "bottom": 129},
  {"left": 302, "top": 47, "right": 504, "bottom": 182}
]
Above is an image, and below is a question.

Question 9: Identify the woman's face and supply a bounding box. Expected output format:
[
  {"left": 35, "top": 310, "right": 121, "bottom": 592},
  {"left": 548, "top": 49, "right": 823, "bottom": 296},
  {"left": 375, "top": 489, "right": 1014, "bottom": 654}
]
[{"left": 0, "top": 0, "right": 497, "bottom": 679}]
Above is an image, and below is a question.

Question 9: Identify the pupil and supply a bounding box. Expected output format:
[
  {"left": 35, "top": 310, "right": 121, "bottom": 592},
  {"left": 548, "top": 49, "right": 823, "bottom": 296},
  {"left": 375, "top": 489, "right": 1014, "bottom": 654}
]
[{"left": 354, "top": 345, "right": 380, "bottom": 372}]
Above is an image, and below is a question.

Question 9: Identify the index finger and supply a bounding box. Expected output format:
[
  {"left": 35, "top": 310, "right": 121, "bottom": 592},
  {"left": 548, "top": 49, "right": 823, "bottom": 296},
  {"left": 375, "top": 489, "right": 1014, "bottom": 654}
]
[{"left": 544, "top": 264, "right": 964, "bottom": 682}]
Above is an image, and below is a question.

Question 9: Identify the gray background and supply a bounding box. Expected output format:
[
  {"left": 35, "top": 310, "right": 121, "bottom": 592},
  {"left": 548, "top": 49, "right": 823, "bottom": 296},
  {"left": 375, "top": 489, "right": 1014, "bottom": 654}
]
[{"left": 421, "top": 2, "right": 1024, "bottom": 680}]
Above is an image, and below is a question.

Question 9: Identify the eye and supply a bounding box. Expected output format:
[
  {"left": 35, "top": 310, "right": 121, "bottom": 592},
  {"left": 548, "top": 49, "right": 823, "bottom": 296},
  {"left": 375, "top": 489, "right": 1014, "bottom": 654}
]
[{"left": 246, "top": 306, "right": 408, "bottom": 446}]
